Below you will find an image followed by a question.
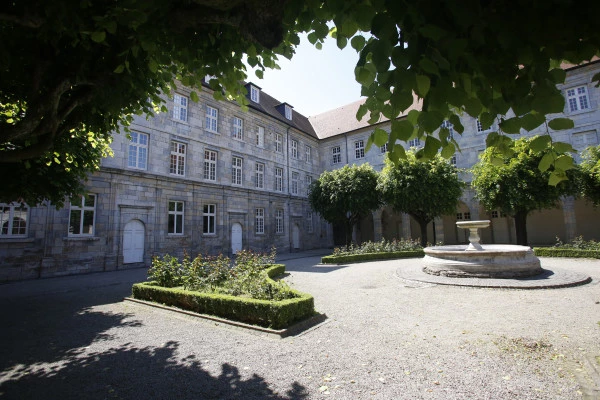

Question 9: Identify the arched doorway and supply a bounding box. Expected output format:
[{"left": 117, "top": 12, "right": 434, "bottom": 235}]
[
  {"left": 123, "top": 219, "right": 145, "bottom": 263},
  {"left": 292, "top": 224, "right": 301, "bottom": 250},
  {"left": 231, "top": 223, "right": 243, "bottom": 254}
]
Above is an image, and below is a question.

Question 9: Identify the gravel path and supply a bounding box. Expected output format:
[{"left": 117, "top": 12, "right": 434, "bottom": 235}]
[{"left": 1, "top": 256, "right": 599, "bottom": 399}]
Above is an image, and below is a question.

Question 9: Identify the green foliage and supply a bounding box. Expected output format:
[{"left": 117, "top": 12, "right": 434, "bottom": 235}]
[
  {"left": 331, "top": 238, "right": 422, "bottom": 256},
  {"left": 580, "top": 145, "right": 600, "bottom": 205},
  {"left": 147, "top": 254, "right": 184, "bottom": 288},
  {"left": 378, "top": 151, "right": 463, "bottom": 246},
  {"left": 533, "top": 248, "right": 600, "bottom": 259},
  {"left": 309, "top": 163, "right": 382, "bottom": 245},
  {"left": 553, "top": 236, "right": 600, "bottom": 251},
  {"left": 471, "top": 137, "right": 577, "bottom": 216},
  {"left": 133, "top": 263, "right": 314, "bottom": 329}
]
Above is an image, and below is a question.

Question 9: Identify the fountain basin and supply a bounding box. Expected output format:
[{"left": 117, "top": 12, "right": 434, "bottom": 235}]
[{"left": 423, "top": 244, "right": 542, "bottom": 278}]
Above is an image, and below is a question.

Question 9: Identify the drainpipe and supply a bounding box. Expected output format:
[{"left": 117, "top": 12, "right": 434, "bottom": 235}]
[
  {"left": 345, "top": 132, "right": 350, "bottom": 165},
  {"left": 286, "top": 125, "right": 292, "bottom": 252}
]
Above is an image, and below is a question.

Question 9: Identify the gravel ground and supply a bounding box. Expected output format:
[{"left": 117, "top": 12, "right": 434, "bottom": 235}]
[{"left": 1, "top": 256, "right": 599, "bottom": 399}]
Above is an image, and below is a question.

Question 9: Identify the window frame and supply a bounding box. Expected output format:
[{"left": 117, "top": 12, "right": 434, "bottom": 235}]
[
  {"left": 291, "top": 139, "right": 298, "bottom": 159},
  {"left": 255, "top": 208, "right": 265, "bottom": 234},
  {"left": 332, "top": 146, "right": 341, "bottom": 164},
  {"left": 305, "top": 145, "right": 312, "bottom": 162},
  {"left": 275, "top": 167, "right": 283, "bottom": 192},
  {"left": 173, "top": 93, "right": 188, "bottom": 122},
  {"left": 250, "top": 85, "right": 260, "bottom": 103},
  {"left": 408, "top": 138, "right": 421, "bottom": 148},
  {"left": 69, "top": 195, "right": 96, "bottom": 236},
  {"left": 168, "top": 200, "right": 185, "bottom": 235},
  {"left": 355, "top": 140, "right": 365, "bottom": 159},
  {"left": 232, "top": 117, "right": 244, "bottom": 140},
  {"left": 275, "top": 133, "right": 283, "bottom": 153},
  {"left": 305, "top": 175, "right": 312, "bottom": 196},
  {"left": 203, "top": 204, "right": 216, "bottom": 235},
  {"left": 566, "top": 85, "right": 590, "bottom": 113},
  {"left": 275, "top": 209, "right": 284, "bottom": 234},
  {"left": 256, "top": 126, "right": 265, "bottom": 147},
  {"left": 205, "top": 105, "right": 219, "bottom": 133},
  {"left": 285, "top": 105, "right": 293, "bottom": 120},
  {"left": 127, "top": 132, "right": 149, "bottom": 170},
  {"left": 169, "top": 141, "right": 186, "bottom": 176},
  {"left": 255, "top": 162, "right": 265, "bottom": 189},
  {"left": 291, "top": 171, "right": 299, "bottom": 195},
  {"left": 0, "top": 203, "right": 29, "bottom": 237},
  {"left": 203, "top": 149, "right": 217, "bottom": 181},
  {"left": 232, "top": 156, "right": 243, "bottom": 186}
]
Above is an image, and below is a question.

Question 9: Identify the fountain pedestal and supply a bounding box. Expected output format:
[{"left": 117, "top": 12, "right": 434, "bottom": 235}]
[{"left": 423, "top": 220, "right": 542, "bottom": 278}]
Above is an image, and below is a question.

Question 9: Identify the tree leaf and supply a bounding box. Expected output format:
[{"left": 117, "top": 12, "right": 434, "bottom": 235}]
[
  {"left": 499, "top": 117, "right": 522, "bottom": 134},
  {"left": 530, "top": 135, "right": 551, "bottom": 152},
  {"left": 548, "top": 171, "right": 568, "bottom": 186},
  {"left": 373, "top": 128, "right": 389, "bottom": 146},
  {"left": 553, "top": 141, "right": 575, "bottom": 153},
  {"left": 538, "top": 153, "right": 554, "bottom": 172},
  {"left": 415, "top": 75, "right": 430, "bottom": 97},
  {"left": 392, "top": 120, "right": 414, "bottom": 141},
  {"left": 91, "top": 31, "right": 106, "bottom": 43},
  {"left": 548, "top": 118, "right": 575, "bottom": 130},
  {"left": 351, "top": 35, "right": 366, "bottom": 52}
]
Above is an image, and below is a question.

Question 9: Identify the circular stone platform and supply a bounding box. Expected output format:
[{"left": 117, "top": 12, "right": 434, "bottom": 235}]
[{"left": 396, "top": 263, "right": 592, "bottom": 289}]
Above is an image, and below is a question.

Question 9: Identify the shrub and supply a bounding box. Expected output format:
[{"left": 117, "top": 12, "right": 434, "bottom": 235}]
[
  {"left": 332, "top": 238, "right": 422, "bottom": 256},
  {"left": 148, "top": 254, "right": 184, "bottom": 287},
  {"left": 553, "top": 236, "right": 600, "bottom": 251},
  {"left": 322, "top": 250, "right": 424, "bottom": 264}
]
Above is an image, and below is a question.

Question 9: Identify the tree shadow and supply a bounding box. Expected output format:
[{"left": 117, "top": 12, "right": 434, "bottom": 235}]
[{"left": 0, "top": 341, "right": 308, "bottom": 400}]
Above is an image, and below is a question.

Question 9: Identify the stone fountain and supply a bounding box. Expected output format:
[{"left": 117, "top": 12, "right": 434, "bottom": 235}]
[{"left": 423, "top": 220, "right": 543, "bottom": 278}]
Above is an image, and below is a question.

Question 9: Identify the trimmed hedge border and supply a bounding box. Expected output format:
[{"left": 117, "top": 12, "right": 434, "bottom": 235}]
[
  {"left": 321, "top": 250, "right": 425, "bottom": 264},
  {"left": 533, "top": 248, "right": 600, "bottom": 259},
  {"left": 131, "top": 264, "right": 315, "bottom": 329}
]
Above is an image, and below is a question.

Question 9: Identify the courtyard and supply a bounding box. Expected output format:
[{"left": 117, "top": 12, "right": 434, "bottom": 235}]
[{"left": 1, "top": 253, "right": 599, "bottom": 399}]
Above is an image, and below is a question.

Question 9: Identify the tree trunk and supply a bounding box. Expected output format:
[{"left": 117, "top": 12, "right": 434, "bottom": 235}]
[
  {"left": 418, "top": 219, "right": 429, "bottom": 248},
  {"left": 344, "top": 220, "right": 353, "bottom": 247},
  {"left": 514, "top": 211, "right": 528, "bottom": 246}
]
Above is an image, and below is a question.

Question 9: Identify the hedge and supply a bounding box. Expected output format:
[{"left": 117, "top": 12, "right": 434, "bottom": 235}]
[
  {"left": 533, "top": 248, "right": 600, "bottom": 259},
  {"left": 321, "top": 250, "right": 425, "bottom": 264},
  {"left": 131, "top": 264, "right": 314, "bottom": 329}
]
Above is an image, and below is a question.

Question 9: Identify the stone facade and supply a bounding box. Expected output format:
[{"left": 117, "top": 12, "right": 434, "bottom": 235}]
[{"left": 1, "top": 62, "right": 600, "bottom": 281}]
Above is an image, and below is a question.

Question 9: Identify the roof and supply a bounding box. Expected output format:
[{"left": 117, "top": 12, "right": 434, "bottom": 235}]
[
  {"left": 309, "top": 95, "right": 422, "bottom": 139},
  {"left": 243, "top": 83, "right": 318, "bottom": 139}
]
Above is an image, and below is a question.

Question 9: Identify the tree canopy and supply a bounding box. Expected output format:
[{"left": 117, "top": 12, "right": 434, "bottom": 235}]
[
  {"left": 580, "top": 145, "right": 600, "bottom": 206},
  {"left": 308, "top": 163, "right": 381, "bottom": 245},
  {"left": 378, "top": 152, "right": 463, "bottom": 246},
  {"left": 2, "top": 0, "right": 600, "bottom": 205},
  {"left": 471, "top": 136, "right": 576, "bottom": 245}
]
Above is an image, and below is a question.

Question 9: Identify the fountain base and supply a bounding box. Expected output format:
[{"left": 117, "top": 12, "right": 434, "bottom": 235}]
[{"left": 423, "top": 244, "right": 542, "bottom": 279}]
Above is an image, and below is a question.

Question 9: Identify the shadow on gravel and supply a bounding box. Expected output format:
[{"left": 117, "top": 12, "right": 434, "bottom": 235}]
[{"left": 0, "top": 341, "right": 308, "bottom": 400}]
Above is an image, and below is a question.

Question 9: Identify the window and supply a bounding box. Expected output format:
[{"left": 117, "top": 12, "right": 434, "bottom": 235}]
[
  {"left": 69, "top": 195, "right": 96, "bottom": 236},
  {"left": 276, "top": 209, "right": 284, "bottom": 233},
  {"left": 291, "top": 172, "right": 299, "bottom": 195},
  {"left": 0, "top": 203, "right": 28, "bottom": 237},
  {"left": 305, "top": 145, "right": 312, "bottom": 162},
  {"left": 355, "top": 140, "right": 365, "bottom": 159},
  {"left": 275, "top": 167, "right": 283, "bottom": 191},
  {"left": 256, "top": 126, "right": 265, "bottom": 147},
  {"left": 456, "top": 213, "right": 463, "bottom": 221},
  {"left": 275, "top": 133, "right": 283, "bottom": 153},
  {"left": 250, "top": 85, "right": 260, "bottom": 103},
  {"left": 332, "top": 146, "right": 341, "bottom": 164},
  {"left": 307, "top": 212, "right": 313, "bottom": 233},
  {"left": 255, "top": 208, "right": 265, "bottom": 234},
  {"left": 441, "top": 120, "right": 454, "bottom": 140},
  {"left": 204, "top": 150, "right": 217, "bottom": 181},
  {"left": 464, "top": 212, "right": 471, "bottom": 220},
  {"left": 572, "top": 131, "right": 598, "bottom": 151},
  {"left": 491, "top": 210, "right": 499, "bottom": 219},
  {"left": 173, "top": 94, "right": 188, "bottom": 122},
  {"left": 450, "top": 154, "right": 457, "bottom": 166},
  {"left": 567, "top": 86, "right": 590, "bottom": 112},
  {"left": 128, "top": 132, "right": 148, "bottom": 170},
  {"left": 255, "top": 163, "right": 265, "bottom": 189},
  {"left": 285, "top": 105, "right": 293, "bottom": 120},
  {"left": 476, "top": 119, "right": 484, "bottom": 133},
  {"left": 305, "top": 175, "right": 313, "bottom": 196},
  {"left": 203, "top": 204, "right": 216, "bottom": 234},
  {"left": 408, "top": 138, "right": 421, "bottom": 147},
  {"left": 380, "top": 143, "right": 388, "bottom": 153},
  {"left": 232, "top": 156, "right": 243, "bottom": 185},
  {"left": 233, "top": 117, "right": 243, "bottom": 140},
  {"left": 168, "top": 201, "right": 184, "bottom": 235},
  {"left": 206, "top": 105, "right": 218, "bottom": 133},
  {"left": 169, "top": 141, "right": 186, "bottom": 176},
  {"left": 291, "top": 139, "right": 298, "bottom": 159}
]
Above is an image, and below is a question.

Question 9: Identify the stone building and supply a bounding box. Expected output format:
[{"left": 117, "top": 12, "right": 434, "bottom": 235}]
[{"left": 1, "top": 61, "right": 599, "bottom": 281}]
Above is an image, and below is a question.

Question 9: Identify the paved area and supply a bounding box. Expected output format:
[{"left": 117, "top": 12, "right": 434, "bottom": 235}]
[{"left": 1, "top": 254, "right": 599, "bottom": 399}]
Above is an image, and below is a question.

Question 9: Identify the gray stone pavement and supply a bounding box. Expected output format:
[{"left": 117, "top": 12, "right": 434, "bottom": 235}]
[{"left": 0, "top": 253, "right": 599, "bottom": 399}]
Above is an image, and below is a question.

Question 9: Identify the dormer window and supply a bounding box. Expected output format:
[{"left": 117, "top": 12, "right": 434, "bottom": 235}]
[
  {"left": 250, "top": 85, "right": 260, "bottom": 103},
  {"left": 285, "top": 104, "right": 293, "bottom": 120}
]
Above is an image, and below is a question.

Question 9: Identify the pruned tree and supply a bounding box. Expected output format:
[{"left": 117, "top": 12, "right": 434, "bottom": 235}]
[
  {"left": 308, "top": 163, "right": 381, "bottom": 246},
  {"left": 378, "top": 152, "right": 463, "bottom": 247},
  {"left": 580, "top": 145, "right": 600, "bottom": 206},
  {"left": 471, "top": 136, "right": 577, "bottom": 245}
]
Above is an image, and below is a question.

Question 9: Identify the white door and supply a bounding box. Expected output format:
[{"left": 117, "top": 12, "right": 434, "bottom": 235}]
[
  {"left": 231, "top": 223, "right": 243, "bottom": 254},
  {"left": 292, "top": 224, "right": 301, "bottom": 249},
  {"left": 123, "top": 220, "right": 145, "bottom": 263}
]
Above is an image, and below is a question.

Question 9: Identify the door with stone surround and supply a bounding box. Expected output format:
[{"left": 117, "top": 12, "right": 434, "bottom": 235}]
[
  {"left": 123, "top": 219, "right": 145, "bottom": 263},
  {"left": 231, "top": 223, "right": 243, "bottom": 254}
]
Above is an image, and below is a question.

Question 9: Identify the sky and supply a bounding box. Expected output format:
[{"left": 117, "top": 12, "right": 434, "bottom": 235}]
[{"left": 245, "top": 34, "right": 364, "bottom": 117}]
